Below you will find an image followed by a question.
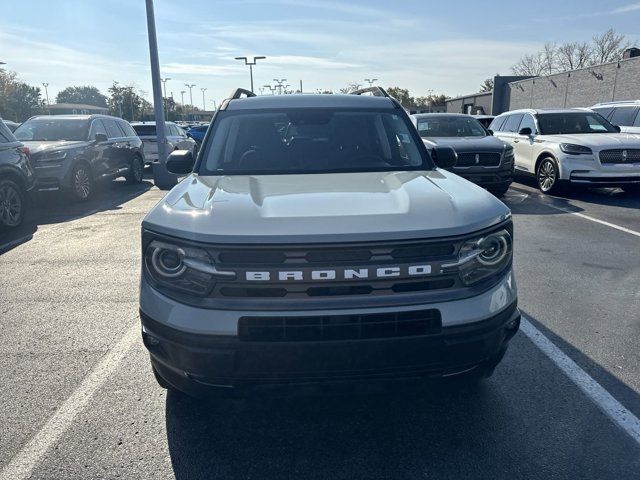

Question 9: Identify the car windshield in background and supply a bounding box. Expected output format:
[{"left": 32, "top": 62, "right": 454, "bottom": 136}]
[
  {"left": 537, "top": 112, "right": 618, "bottom": 135},
  {"left": 14, "top": 118, "right": 89, "bottom": 141},
  {"left": 200, "top": 108, "right": 430, "bottom": 175},
  {"left": 133, "top": 124, "right": 172, "bottom": 136},
  {"left": 417, "top": 116, "right": 486, "bottom": 138}
]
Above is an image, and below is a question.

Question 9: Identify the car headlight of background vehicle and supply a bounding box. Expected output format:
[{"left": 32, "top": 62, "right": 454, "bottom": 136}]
[
  {"left": 38, "top": 150, "right": 68, "bottom": 162},
  {"left": 144, "top": 237, "right": 234, "bottom": 296},
  {"left": 559, "top": 143, "right": 592, "bottom": 155},
  {"left": 444, "top": 227, "right": 513, "bottom": 286}
]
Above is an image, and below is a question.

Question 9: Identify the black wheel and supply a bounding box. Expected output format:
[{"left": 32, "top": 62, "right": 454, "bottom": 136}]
[
  {"left": 621, "top": 184, "right": 640, "bottom": 195},
  {"left": 536, "top": 157, "right": 562, "bottom": 194},
  {"left": 126, "top": 156, "right": 144, "bottom": 184},
  {"left": 488, "top": 184, "right": 510, "bottom": 198},
  {"left": 69, "top": 162, "right": 93, "bottom": 201},
  {"left": 0, "top": 179, "right": 26, "bottom": 229}
]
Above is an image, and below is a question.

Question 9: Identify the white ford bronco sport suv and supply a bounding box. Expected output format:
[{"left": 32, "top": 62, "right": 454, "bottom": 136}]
[{"left": 139, "top": 87, "right": 520, "bottom": 397}]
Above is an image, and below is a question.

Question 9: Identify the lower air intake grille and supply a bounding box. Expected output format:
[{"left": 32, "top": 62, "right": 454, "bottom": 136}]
[{"left": 238, "top": 309, "right": 442, "bottom": 342}]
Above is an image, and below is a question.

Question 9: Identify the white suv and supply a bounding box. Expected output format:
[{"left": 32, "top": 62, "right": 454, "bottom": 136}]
[
  {"left": 490, "top": 108, "right": 640, "bottom": 194},
  {"left": 590, "top": 100, "right": 640, "bottom": 134}
]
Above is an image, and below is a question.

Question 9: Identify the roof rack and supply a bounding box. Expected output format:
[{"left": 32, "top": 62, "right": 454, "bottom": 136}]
[
  {"left": 220, "top": 88, "right": 257, "bottom": 110},
  {"left": 350, "top": 86, "right": 390, "bottom": 98}
]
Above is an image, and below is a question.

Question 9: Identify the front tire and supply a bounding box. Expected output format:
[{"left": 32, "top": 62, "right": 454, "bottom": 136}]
[
  {"left": 69, "top": 162, "right": 93, "bottom": 201},
  {"left": 126, "top": 156, "right": 144, "bottom": 184},
  {"left": 536, "top": 157, "right": 563, "bottom": 194},
  {"left": 0, "top": 179, "right": 26, "bottom": 229}
]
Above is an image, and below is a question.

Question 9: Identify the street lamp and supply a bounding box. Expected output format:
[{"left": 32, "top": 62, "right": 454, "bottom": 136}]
[
  {"left": 263, "top": 84, "right": 276, "bottom": 95},
  {"left": 42, "top": 82, "right": 50, "bottom": 110},
  {"left": 364, "top": 78, "right": 378, "bottom": 87},
  {"left": 234, "top": 56, "right": 266, "bottom": 93},
  {"left": 185, "top": 83, "right": 196, "bottom": 119},
  {"left": 273, "top": 78, "right": 287, "bottom": 95},
  {"left": 160, "top": 77, "right": 171, "bottom": 120},
  {"left": 200, "top": 87, "right": 207, "bottom": 111}
]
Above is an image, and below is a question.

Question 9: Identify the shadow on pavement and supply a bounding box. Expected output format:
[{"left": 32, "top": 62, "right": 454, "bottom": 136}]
[{"left": 0, "top": 172, "right": 154, "bottom": 255}]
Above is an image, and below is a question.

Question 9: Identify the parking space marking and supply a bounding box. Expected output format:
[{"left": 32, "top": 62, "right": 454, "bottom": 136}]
[
  {"left": 521, "top": 316, "right": 640, "bottom": 446},
  {"left": 0, "top": 322, "right": 139, "bottom": 480}
]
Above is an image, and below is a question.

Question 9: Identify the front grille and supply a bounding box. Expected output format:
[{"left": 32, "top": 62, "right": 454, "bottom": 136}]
[
  {"left": 455, "top": 152, "right": 501, "bottom": 167},
  {"left": 238, "top": 309, "right": 442, "bottom": 342},
  {"left": 599, "top": 149, "right": 640, "bottom": 164}
]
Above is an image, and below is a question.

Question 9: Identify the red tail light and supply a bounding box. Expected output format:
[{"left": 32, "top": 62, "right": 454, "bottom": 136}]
[{"left": 18, "top": 146, "right": 31, "bottom": 160}]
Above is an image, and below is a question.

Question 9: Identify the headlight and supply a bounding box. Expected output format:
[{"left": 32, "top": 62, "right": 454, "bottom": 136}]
[
  {"left": 38, "top": 150, "right": 68, "bottom": 162},
  {"left": 144, "top": 239, "right": 234, "bottom": 296},
  {"left": 559, "top": 143, "right": 592, "bottom": 155},
  {"left": 445, "top": 228, "right": 513, "bottom": 286}
]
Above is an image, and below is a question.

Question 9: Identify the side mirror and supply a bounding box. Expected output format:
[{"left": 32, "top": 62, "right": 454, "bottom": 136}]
[
  {"left": 94, "top": 133, "right": 108, "bottom": 143},
  {"left": 613, "top": 125, "right": 621, "bottom": 133},
  {"left": 166, "top": 150, "right": 195, "bottom": 175},
  {"left": 431, "top": 146, "right": 457, "bottom": 169},
  {"left": 518, "top": 127, "right": 532, "bottom": 136}
]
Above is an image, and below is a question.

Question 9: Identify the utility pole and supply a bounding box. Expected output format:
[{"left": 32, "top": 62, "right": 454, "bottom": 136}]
[
  {"left": 42, "top": 82, "right": 50, "bottom": 112},
  {"left": 145, "top": 0, "right": 176, "bottom": 189},
  {"left": 299, "top": 80, "right": 303, "bottom": 93},
  {"left": 364, "top": 78, "right": 378, "bottom": 87},
  {"left": 160, "top": 77, "right": 170, "bottom": 120},
  {"left": 273, "top": 78, "right": 287, "bottom": 95},
  {"left": 200, "top": 87, "right": 207, "bottom": 111},
  {"left": 185, "top": 83, "right": 196, "bottom": 119},
  {"left": 128, "top": 86, "right": 135, "bottom": 120},
  {"left": 234, "top": 56, "right": 266, "bottom": 93}
]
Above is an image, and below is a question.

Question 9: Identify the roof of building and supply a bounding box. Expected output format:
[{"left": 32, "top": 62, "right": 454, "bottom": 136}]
[
  {"left": 49, "top": 103, "right": 109, "bottom": 110},
  {"left": 226, "top": 94, "right": 395, "bottom": 110}
]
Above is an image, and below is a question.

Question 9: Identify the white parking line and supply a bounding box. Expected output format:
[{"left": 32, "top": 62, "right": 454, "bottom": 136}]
[
  {"left": 0, "top": 322, "right": 139, "bottom": 480},
  {"left": 520, "top": 316, "right": 640, "bottom": 446}
]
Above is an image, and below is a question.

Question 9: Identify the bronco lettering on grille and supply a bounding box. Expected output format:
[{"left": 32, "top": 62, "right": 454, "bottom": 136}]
[{"left": 245, "top": 265, "right": 432, "bottom": 281}]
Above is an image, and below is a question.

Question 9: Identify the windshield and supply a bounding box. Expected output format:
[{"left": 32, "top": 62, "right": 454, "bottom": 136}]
[
  {"left": 416, "top": 116, "right": 486, "bottom": 138},
  {"left": 537, "top": 112, "right": 618, "bottom": 135},
  {"left": 14, "top": 118, "right": 89, "bottom": 141},
  {"left": 132, "top": 124, "right": 171, "bottom": 136},
  {"left": 199, "top": 108, "right": 431, "bottom": 175}
]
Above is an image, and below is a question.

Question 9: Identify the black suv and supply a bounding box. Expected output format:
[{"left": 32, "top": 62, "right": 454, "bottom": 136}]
[
  {"left": 411, "top": 113, "right": 514, "bottom": 197},
  {"left": 14, "top": 115, "right": 145, "bottom": 201},
  {"left": 0, "top": 118, "right": 34, "bottom": 229}
]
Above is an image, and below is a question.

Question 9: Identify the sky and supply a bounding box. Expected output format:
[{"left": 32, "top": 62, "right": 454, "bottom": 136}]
[{"left": 1, "top": 0, "right": 640, "bottom": 107}]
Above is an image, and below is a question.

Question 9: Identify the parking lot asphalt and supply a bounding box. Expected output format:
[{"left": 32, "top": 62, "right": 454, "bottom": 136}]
[{"left": 1, "top": 175, "right": 639, "bottom": 479}]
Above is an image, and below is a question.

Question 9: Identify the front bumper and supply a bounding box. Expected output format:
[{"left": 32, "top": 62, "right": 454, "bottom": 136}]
[
  {"left": 33, "top": 159, "right": 74, "bottom": 191},
  {"left": 558, "top": 155, "right": 640, "bottom": 185},
  {"left": 451, "top": 167, "right": 513, "bottom": 188},
  {"left": 140, "top": 271, "right": 519, "bottom": 396}
]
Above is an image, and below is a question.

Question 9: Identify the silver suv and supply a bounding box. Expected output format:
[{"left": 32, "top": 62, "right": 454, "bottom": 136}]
[{"left": 139, "top": 88, "right": 520, "bottom": 397}]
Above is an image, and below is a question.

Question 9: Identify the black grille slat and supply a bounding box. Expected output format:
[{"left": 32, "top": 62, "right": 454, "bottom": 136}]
[
  {"left": 239, "top": 309, "right": 442, "bottom": 342},
  {"left": 599, "top": 149, "right": 640, "bottom": 164},
  {"left": 456, "top": 152, "right": 501, "bottom": 167}
]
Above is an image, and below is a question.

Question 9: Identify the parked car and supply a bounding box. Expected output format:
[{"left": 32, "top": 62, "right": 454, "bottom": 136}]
[
  {"left": 411, "top": 113, "right": 514, "bottom": 197},
  {"left": 590, "top": 100, "right": 640, "bottom": 134},
  {"left": 13, "top": 115, "right": 145, "bottom": 201},
  {"left": 490, "top": 108, "right": 640, "bottom": 194},
  {"left": 3, "top": 120, "right": 20, "bottom": 132},
  {"left": 139, "top": 87, "right": 520, "bottom": 397},
  {"left": 0, "top": 118, "right": 34, "bottom": 229},
  {"left": 131, "top": 122, "right": 198, "bottom": 165},
  {"left": 185, "top": 124, "right": 207, "bottom": 145},
  {"left": 472, "top": 115, "right": 495, "bottom": 130}
]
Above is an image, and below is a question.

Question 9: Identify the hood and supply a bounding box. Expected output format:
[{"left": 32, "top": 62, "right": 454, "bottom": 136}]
[
  {"left": 422, "top": 136, "right": 508, "bottom": 153},
  {"left": 21, "top": 140, "right": 87, "bottom": 155},
  {"left": 143, "top": 171, "right": 510, "bottom": 244},
  {"left": 540, "top": 133, "right": 640, "bottom": 148}
]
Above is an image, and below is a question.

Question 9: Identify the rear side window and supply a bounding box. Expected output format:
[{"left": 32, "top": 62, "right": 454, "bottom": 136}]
[
  {"left": 503, "top": 114, "right": 524, "bottom": 133},
  {"left": 489, "top": 116, "right": 507, "bottom": 131},
  {"left": 609, "top": 107, "right": 639, "bottom": 127},
  {"left": 634, "top": 111, "right": 640, "bottom": 127},
  {"left": 592, "top": 107, "right": 614, "bottom": 119},
  {"left": 0, "top": 121, "right": 17, "bottom": 143},
  {"left": 103, "top": 119, "right": 123, "bottom": 139}
]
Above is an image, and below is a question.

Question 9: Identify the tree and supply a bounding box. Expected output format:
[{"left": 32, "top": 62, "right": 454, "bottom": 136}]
[
  {"left": 592, "top": 28, "right": 629, "bottom": 64},
  {"left": 56, "top": 85, "right": 108, "bottom": 107},
  {"left": 479, "top": 77, "right": 494, "bottom": 92},
  {"left": 0, "top": 69, "right": 46, "bottom": 122},
  {"left": 386, "top": 87, "right": 413, "bottom": 107},
  {"left": 107, "top": 82, "right": 149, "bottom": 121}
]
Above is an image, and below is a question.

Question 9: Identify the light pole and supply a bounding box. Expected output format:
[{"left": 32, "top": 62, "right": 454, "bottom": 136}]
[
  {"left": 145, "top": 0, "right": 176, "bottom": 189},
  {"left": 200, "top": 87, "right": 207, "bottom": 111},
  {"left": 234, "top": 56, "right": 266, "bottom": 93},
  {"left": 273, "top": 78, "right": 287, "bottom": 95},
  {"left": 161, "top": 77, "right": 170, "bottom": 120},
  {"left": 263, "top": 84, "right": 276, "bottom": 95},
  {"left": 210, "top": 99, "right": 217, "bottom": 110},
  {"left": 42, "top": 82, "right": 50, "bottom": 112},
  {"left": 364, "top": 78, "right": 378, "bottom": 87},
  {"left": 185, "top": 84, "right": 196, "bottom": 119}
]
